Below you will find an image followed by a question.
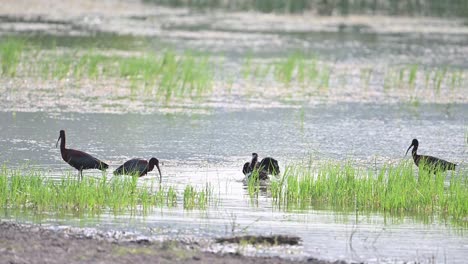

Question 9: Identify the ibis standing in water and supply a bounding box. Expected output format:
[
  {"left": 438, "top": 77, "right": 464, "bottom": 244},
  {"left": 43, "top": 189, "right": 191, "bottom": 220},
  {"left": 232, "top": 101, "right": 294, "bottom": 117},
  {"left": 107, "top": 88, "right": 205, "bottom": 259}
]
[
  {"left": 405, "top": 138, "right": 456, "bottom": 173},
  {"left": 113, "top": 157, "right": 162, "bottom": 183},
  {"left": 242, "top": 153, "right": 280, "bottom": 180},
  {"left": 56, "top": 130, "right": 108, "bottom": 180}
]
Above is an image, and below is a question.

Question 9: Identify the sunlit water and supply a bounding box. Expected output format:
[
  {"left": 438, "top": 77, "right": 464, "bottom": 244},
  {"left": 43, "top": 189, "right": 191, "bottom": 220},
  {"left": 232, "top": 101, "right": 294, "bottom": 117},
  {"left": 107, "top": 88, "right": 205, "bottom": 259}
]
[{"left": 1, "top": 103, "right": 467, "bottom": 263}]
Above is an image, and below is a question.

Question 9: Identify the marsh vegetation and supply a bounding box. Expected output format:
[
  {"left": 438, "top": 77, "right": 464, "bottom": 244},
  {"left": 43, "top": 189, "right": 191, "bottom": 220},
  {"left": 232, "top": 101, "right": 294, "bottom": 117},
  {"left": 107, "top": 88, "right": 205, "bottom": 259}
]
[
  {"left": 1, "top": 37, "right": 465, "bottom": 107},
  {"left": 0, "top": 166, "right": 215, "bottom": 216}
]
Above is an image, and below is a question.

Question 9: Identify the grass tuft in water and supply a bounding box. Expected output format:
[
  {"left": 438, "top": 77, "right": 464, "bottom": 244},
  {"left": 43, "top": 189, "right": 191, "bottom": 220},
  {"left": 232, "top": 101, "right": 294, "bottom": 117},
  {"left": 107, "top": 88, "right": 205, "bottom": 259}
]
[
  {"left": 0, "top": 166, "right": 214, "bottom": 215},
  {"left": 0, "top": 38, "right": 24, "bottom": 77},
  {"left": 0, "top": 37, "right": 214, "bottom": 102},
  {"left": 183, "top": 184, "right": 212, "bottom": 210},
  {"left": 269, "top": 161, "right": 467, "bottom": 225},
  {"left": 243, "top": 52, "right": 332, "bottom": 89}
]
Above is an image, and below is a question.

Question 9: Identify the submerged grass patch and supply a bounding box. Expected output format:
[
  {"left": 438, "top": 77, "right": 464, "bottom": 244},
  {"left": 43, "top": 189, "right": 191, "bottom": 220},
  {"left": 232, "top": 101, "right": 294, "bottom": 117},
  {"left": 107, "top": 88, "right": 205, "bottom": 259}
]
[
  {"left": 243, "top": 52, "right": 331, "bottom": 88},
  {"left": 0, "top": 38, "right": 24, "bottom": 77},
  {"left": 183, "top": 184, "right": 214, "bottom": 210},
  {"left": 38, "top": 50, "right": 214, "bottom": 101},
  {"left": 383, "top": 64, "right": 465, "bottom": 93},
  {"left": 0, "top": 37, "right": 214, "bottom": 102},
  {"left": 262, "top": 161, "right": 468, "bottom": 225},
  {"left": 1, "top": 37, "right": 466, "bottom": 105},
  {"left": 0, "top": 167, "right": 213, "bottom": 216}
]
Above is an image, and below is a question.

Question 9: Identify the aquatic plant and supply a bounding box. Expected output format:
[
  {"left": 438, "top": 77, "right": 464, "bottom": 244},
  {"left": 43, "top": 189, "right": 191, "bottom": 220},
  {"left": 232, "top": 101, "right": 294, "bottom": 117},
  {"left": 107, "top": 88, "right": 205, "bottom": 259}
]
[
  {"left": 1, "top": 37, "right": 466, "bottom": 105},
  {"left": 5, "top": 43, "right": 214, "bottom": 101},
  {"left": 0, "top": 166, "right": 213, "bottom": 216},
  {"left": 274, "top": 53, "right": 304, "bottom": 84},
  {"left": 407, "top": 64, "right": 418, "bottom": 89},
  {"left": 381, "top": 64, "right": 466, "bottom": 94},
  {"left": 183, "top": 184, "right": 213, "bottom": 210},
  {"left": 268, "top": 161, "right": 468, "bottom": 225},
  {"left": 433, "top": 67, "right": 447, "bottom": 93},
  {"left": 360, "top": 68, "right": 372, "bottom": 89},
  {"left": 246, "top": 170, "right": 261, "bottom": 199},
  {"left": 0, "top": 38, "right": 24, "bottom": 77}
]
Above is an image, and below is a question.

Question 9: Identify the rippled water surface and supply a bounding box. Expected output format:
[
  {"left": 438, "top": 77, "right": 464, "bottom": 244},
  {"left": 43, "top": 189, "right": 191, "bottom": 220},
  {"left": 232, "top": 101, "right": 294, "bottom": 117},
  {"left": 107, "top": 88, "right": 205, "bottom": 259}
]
[{"left": 1, "top": 103, "right": 467, "bottom": 263}]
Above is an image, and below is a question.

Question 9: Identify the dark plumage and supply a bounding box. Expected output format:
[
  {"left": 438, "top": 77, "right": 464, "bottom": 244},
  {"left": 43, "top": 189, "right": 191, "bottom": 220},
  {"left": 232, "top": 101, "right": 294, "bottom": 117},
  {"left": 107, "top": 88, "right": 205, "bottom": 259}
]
[
  {"left": 114, "top": 157, "right": 162, "bottom": 183},
  {"left": 56, "top": 130, "right": 108, "bottom": 180},
  {"left": 242, "top": 153, "right": 280, "bottom": 180},
  {"left": 405, "top": 138, "right": 456, "bottom": 173}
]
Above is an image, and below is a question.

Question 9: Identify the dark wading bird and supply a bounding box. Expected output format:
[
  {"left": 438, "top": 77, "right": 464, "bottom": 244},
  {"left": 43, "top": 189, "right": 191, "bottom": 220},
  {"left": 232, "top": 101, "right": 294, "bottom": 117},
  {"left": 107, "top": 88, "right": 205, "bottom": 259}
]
[
  {"left": 242, "top": 153, "right": 280, "bottom": 180},
  {"left": 405, "top": 138, "right": 456, "bottom": 173},
  {"left": 56, "top": 130, "right": 108, "bottom": 180},
  {"left": 113, "top": 158, "right": 162, "bottom": 183}
]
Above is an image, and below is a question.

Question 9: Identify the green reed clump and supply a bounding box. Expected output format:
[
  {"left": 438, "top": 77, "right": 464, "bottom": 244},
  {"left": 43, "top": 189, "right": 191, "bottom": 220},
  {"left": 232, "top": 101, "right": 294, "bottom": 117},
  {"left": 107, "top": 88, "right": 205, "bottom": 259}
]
[
  {"left": 155, "top": 50, "right": 213, "bottom": 100},
  {"left": 183, "top": 184, "right": 212, "bottom": 210},
  {"left": 382, "top": 64, "right": 466, "bottom": 93},
  {"left": 274, "top": 53, "right": 304, "bottom": 84},
  {"left": 270, "top": 161, "right": 467, "bottom": 224},
  {"left": 408, "top": 64, "right": 418, "bottom": 89},
  {"left": 74, "top": 53, "right": 108, "bottom": 79},
  {"left": 360, "top": 68, "right": 372, "bottom": 89},
  {"left": 4, "top": 44, "right": 214, "bottom": 101},
  {"left": 246, "top": 170, "right": 263, "bottom": 199},
  {"left": 433, "top": 67, "right": 447, "bottom": 93},
  {"left": 0, "top": 38, "right": 24, "bottom": 77},
  {"left": 0, "top": 167, "right": 212, "bottom": 215},
  {"left": 242, "top": 52, "right": 332, "bottom": 88}
]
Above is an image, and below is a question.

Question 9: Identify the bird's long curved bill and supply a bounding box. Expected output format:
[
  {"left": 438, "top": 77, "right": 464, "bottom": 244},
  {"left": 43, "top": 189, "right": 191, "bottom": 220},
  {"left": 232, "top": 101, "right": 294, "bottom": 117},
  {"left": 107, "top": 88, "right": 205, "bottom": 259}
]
[
  {"left": 405, "top": 144, "right": 413, "bottom": 156},
  {"left": 56, "top": 135, "right": 61, "bottom": 148},
  {"left": 156, "top": 164, "right": 162, "bottom": 184}
]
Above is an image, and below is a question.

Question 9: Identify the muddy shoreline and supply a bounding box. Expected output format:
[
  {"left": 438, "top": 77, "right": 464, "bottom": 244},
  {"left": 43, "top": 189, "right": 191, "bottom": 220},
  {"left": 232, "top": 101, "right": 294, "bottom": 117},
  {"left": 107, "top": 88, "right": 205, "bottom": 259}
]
[{"left": 0, "top": 221, "right": 343, "bottom": 264}]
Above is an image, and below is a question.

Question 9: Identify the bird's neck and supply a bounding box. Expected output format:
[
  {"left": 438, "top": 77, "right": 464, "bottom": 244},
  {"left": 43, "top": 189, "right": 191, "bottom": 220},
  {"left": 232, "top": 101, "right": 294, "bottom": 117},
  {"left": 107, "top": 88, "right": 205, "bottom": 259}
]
[
  {"left": 250, "top": 156, "right": 258, "bottom": 170},
  {"left": 148, "top": 163, "right": 154, "bottom": 171},
  {"left": 412, "top": 146, "right": 419, "bottom": 160},
  {"left": 60, "top": 135, "right": 66, "bottom": 153}
]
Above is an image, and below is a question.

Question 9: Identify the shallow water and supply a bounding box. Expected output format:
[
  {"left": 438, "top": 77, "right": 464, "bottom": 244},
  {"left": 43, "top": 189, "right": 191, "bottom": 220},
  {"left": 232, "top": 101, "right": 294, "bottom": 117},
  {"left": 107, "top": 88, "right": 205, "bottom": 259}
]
[{"left": 1, "top": 103, "right": 467, "bottom": 263}]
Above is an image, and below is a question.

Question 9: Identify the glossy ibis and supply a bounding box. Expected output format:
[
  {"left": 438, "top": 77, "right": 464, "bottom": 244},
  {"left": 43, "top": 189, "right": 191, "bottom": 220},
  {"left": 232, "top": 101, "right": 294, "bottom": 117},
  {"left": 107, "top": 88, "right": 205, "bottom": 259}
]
[
  {"left": 242, "top": 153, "right": 280, "bottom": 180},
  {"left": 405, "top": 138, "right": 456, "bottom": 173},
  {"left": 56, "top": 130, "right": 108, "bottom": 180},
  {"left": 242, "top": 153, "right": 258, "bottom": 176},
  {"left": 113, "top": 157, "right": 162, "bottom": 183}
]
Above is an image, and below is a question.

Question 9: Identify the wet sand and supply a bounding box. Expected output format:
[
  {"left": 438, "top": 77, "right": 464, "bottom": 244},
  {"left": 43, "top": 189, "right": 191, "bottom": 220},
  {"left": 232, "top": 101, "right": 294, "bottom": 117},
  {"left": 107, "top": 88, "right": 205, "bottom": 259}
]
[{"left": 0, "top": 221, "right": 342, "bottom": 264}]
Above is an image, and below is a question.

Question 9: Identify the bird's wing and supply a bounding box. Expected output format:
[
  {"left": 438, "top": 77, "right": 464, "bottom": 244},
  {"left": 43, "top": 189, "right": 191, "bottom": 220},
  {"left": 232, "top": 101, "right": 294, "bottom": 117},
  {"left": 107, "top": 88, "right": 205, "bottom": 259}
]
[
  {"left": 421, "top": 155, "right": 456, "bottom": 170},
  {"left": 67, "top": 149, "right": 107, "bottom": 170},
  {"left": 259, "top": 157, "right": 279, "bottom": 173},
  {"left": 242, "top": 162, "right": 251, "bottom": 175},
  {"left": 119, "top": 159, "right": 148, "bottom": 176}
]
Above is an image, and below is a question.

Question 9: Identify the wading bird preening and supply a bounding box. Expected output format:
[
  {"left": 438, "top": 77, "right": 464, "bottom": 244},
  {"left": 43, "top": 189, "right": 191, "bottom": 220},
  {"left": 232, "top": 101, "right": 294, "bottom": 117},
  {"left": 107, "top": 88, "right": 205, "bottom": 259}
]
[
  {"left": 405, "top": 138, "right": 456, "bottom": 173},
  {"left": 113, "top": 158, "right": 162, "bottom": 183},
  {"left": 56, "top": 130, "right": 108, "bottom": 180},
  {"left": 242, "top": 153, "right": 280, "bottom": 180}
]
